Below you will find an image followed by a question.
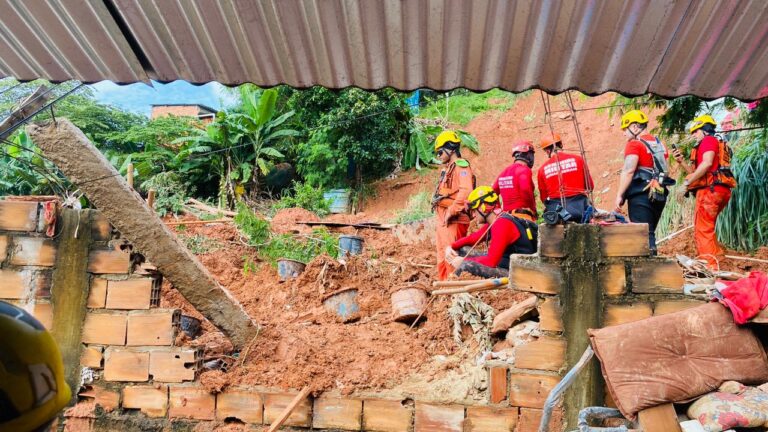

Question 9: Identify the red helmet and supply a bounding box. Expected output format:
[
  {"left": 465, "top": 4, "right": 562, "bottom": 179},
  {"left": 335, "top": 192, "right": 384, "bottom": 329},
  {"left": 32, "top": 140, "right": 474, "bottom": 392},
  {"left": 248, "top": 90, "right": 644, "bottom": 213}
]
[
  {"left": 511, "top": 140, "right": 535, "bottom": 155},
  {"left": 540, "top": 133, "right": 562, "bottom": 149}
]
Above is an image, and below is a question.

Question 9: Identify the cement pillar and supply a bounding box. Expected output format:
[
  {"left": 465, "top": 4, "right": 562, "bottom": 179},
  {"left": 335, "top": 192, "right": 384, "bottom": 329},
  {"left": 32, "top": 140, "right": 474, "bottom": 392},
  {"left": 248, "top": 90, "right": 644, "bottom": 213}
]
[
  {"left": 50, "top": 208, "right": 93, "bottom": 396},
  {"left": 560, "top": 224, "right": 604, "bottom": 428}
]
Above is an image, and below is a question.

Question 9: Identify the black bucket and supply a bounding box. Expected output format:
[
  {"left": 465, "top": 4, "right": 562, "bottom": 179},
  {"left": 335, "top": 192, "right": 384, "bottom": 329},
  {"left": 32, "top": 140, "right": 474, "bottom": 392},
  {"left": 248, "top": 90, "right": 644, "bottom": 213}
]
[
  {"left": 277, "top": 258, "right": 306, "bottom": 281},
  {"left": 180, "top": 315, "right": 201, "bottom": 339},
  {"left": 339, "top": 235, "right": 364, "bottom": 256}
]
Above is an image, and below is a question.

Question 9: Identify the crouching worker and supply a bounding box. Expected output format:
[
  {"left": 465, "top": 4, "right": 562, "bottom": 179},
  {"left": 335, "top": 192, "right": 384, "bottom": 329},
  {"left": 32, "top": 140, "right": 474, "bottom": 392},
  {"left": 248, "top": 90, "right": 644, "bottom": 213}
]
[{"left": 445, "top": 186, "right": 538, "bottom": 278}]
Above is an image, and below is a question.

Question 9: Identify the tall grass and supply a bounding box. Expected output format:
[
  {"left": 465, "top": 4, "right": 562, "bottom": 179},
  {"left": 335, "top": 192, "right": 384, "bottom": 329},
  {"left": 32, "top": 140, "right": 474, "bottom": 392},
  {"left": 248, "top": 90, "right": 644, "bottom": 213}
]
[
  {"left": 656, "top": 183, "right": 695, "bottom": 240},
  {"left": 419, "top": 89, "right": 527, "bottom": 126},
  {"left": 717, "top": 132, "right": 768, "bottom": 251},
  {"left": 393, "top": 191, "right": 433, "bottom": 224}
]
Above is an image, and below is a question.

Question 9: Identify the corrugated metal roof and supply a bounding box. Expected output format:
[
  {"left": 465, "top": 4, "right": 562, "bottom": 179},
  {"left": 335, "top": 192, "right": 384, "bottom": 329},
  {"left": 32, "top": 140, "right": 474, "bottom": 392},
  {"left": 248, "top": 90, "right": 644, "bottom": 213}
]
[{"left": 0, "top": 0, "right": 766, "bottom": 100}]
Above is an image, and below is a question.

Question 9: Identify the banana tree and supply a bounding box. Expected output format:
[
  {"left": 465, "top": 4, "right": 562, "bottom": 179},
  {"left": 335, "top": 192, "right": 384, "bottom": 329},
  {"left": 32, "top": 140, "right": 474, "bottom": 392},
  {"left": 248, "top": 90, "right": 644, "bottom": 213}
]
[{"left": 231, "top": 87, "right": 300, "bottom": 198}]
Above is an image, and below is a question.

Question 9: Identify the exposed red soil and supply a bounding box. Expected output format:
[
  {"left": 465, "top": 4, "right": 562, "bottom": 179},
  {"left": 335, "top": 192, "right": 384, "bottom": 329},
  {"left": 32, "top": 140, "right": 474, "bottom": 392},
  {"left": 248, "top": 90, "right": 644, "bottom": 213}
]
[{"left": 659, "top": 228, "right": 768, "bottom": 274}]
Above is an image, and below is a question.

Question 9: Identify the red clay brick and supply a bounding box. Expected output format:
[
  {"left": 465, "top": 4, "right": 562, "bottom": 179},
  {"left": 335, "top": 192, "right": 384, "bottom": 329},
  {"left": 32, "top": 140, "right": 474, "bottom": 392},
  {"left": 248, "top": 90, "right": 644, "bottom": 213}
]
[
  {"left": 106, "top": 278, "right": 153, "bottom": 310},
  {"left": 0, "top": 268, "right": 26, "bottom": 299},
  {"left": 514, "top": 337, "right": 566, "bottom": 371},
  {"left": 263, "top": 393, "right": 312, "bottom": 427},
  {"left": 489, "top": 367, "right": 508, "bottom": 404},
  {"left": 539, "top": 225, "right": 565, "bottom": 258},
  {"left": 78, "top": 385, "right": 120, "bottom": 413},
  {"left": 103, "top": 348, "right": 149, "bottom": 382},
  {"left": 539, "top": 297, "right": 563, "bottom": 332},
  {"left": 0, "top": 201, "right": 38, "bottom": 231},
  {"left": 81, "top": 345, "right": 104, "bottom": 369},
  {"left": 216, "top": 389, "right": 263, "bottom": 424},
  {"left": 599, "top": 223, "right": 650, "bottom": 257},
  {"left": 508, "top": 373, "right": 560, "bottom": 409},
  {"left": 10, "top": 237, "right": 56, "bottom": 266},
  {"left": 91, "top": 213, "right": 112, "bottom": 241},
  {"left": 518, "top": 407, "right": 564, "bottom": 432},
  {"left": 362, "top": 399, "right": 413, "bottom": 432},
  {"left": 123, "top": 385, "right": 168, "bottom": 417},
  {"left": 87, "top": 247, "right": 130, "bottom": 274},
  {"left": 126, "top": 309, "right": 178, "bottom": 346},
  {"left": 510, "top": 259, "right": 563, "bottom": 294},
  {"left": 87, "top": 278, "right": 108, "bottom": 308},
  {"left": 600, "top": 262, "right": 627, "bottom": 296},
  {"left": 603, "top": 303, "right": 653, "bottom": 327},
  {"left": 169, "top": 386, "right": 215, "bottom": 420},
  {"left": 30, "top": 302, "right": 53, "bottom": 330},
  {"left": 465, "top": 406, "right": 518, "bottom": 432},
  {"left": 654, "top": 300, "right": 706, "bottom": 316},
  {"left": 149, "top": 348, "right": 198, "bottom": 382},
  {"left": 0, "top": 234, "right": 8, "bottom": 262},
  {"left": 631, "top": 258, "right": 684, "bottom": 293},
  {"left": 414, "top": 403, "right": 464, "bottom": 432},
  {"left": 312, "top": 397, "right": 362, "bottom": 430},
  {"left": 82, "top": 313, "right": 127, "bottom": 345}
]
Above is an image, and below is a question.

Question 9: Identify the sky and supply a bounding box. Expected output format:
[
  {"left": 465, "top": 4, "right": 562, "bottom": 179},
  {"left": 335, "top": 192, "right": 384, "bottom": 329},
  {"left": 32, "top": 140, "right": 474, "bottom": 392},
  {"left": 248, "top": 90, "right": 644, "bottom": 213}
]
[{"left": 88, "top": 80, "right": 238, "bottom": 116}]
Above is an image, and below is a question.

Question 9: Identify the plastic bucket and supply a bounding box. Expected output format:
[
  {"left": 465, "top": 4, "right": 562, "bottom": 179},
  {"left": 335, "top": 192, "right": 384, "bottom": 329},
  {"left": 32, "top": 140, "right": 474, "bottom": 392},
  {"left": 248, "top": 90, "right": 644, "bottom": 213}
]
[
  {"left": 277, "top": 258, "right": 306, "bottom": 281},
  {"left": 339, "top": 235, "right": 364, "bottom": 256},
  {"left": 391, "top": 287, "right": 428, "bottom": 323},
  {"left": 180, "top": 315, "right": 201, "bottom": 339},
  {"left": 323, "top": 288, "right": 360, "bottom": 323},
  {"left": 324, "top": 189, "right": 351, "bottom": 214}
]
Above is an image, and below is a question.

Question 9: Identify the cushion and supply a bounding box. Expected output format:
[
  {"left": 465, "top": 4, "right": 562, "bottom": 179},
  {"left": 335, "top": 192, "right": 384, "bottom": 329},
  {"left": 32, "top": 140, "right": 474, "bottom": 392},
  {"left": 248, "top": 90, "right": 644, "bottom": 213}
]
[
  {"left": 589, "top": 302, "right": 768, "bottom": 420},
  {"left": 687, "top": 381, "right": 768, "bottom": 431}
]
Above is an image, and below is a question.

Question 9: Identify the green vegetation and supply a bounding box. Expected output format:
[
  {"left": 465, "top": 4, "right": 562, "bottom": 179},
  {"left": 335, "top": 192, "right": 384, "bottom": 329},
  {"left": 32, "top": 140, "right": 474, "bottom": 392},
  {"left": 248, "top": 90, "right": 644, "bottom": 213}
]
[
  {"left": 419, "top": 89, "right": 523, "bottom": 126},
  {"left": 234, "top": 203, "right": 338, "bottom": 266},
  {"left": 140, "top": 172, "right": 191, "bottom": 216},
  {"left": 393, "top": 191, "right": 432, "bottom": 224},
  {"left": 271, "top": 182, "right": 331, "bottom": 217},
  {"left": 180, "top": 234, "right": 221, "bottom": 254}
]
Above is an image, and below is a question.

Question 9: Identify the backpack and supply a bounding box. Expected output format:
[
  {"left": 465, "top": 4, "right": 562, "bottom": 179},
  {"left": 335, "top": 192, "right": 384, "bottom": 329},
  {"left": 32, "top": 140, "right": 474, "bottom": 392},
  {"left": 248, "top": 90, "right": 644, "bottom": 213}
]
[
  {"left": 625, "top": 136, "right": 675, "bottom": 201},
  {"left": 688, "top": 135, "right": 737, "bottom": 191}
]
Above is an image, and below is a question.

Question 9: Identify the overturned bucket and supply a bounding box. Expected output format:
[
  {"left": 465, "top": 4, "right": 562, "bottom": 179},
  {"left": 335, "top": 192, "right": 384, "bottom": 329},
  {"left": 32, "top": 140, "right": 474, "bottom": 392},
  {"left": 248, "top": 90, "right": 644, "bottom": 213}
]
[
  {"left": 339, "top": 235, "right": 364, "bottom": 256},
  {"left": 391, "top": 287, "right": 428, "bottom": 323},
  {"left": 277, "top": 258, "right": 306, "bottom": 281},
  {"left": 323, "top": 288, "right": 360, "bottom": 323}
]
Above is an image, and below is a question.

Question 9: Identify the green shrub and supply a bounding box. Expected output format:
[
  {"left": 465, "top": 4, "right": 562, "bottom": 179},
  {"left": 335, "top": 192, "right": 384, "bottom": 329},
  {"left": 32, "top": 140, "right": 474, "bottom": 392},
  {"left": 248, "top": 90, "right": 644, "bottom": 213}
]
[
  {"left": 234, "top": 202, "right": 271, "bottom": 245},
  {"left": 140, "top": 172, "right": 192, "bottom": 216},
  {"left": 393, "top": 191, "right": 433, "bottom": 224},
  {"left": 419, "top": 89, "right": 525, "bottom": 126},
  {"left": 180, "top": 234, "right": 221, "bottom": 254},
  {"left": 272, "top": 182, "right": 331, "bottom": 217}
]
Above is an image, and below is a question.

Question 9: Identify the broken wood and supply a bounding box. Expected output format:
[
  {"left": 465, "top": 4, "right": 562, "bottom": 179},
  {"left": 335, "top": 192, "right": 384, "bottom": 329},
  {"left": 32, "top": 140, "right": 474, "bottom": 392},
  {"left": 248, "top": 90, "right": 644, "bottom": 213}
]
[
  {"left": 491, "top": 295, "right": 538, "bottom": 334},
  {"left": 297, "top": 220, "right": 393, "bottom": 230},
  {"left": 431, "top": 277, "right": 509, "bottom": 296},
  {"left": 188, "top": 198, "right": 237, "bottom": 217},
  {"left": 266, "top": 386, "right": 312, "bottom": 432},
  {"left": 28, "top": 120, "right": 259, "bottom": 350},
  {"left": 147, "top": 189, "right": 156, "bottom": 209},
  {"left": 725, "top": 254, "right": 768, "bottom": 264},
  {"left": 637, "top": 403, "right": 682, "bottom": 432},
  {"left": 126, "top": 163, "right": 134, "bottom": 189},
  {"left": 165, "top": 219, "right": 232, "bottom": 226},
  {"left": 0, "top": 85, "right": 52, "bottom": 139},
  {"left": 432, "top": 280, "right": 482, "bottom": 287}
]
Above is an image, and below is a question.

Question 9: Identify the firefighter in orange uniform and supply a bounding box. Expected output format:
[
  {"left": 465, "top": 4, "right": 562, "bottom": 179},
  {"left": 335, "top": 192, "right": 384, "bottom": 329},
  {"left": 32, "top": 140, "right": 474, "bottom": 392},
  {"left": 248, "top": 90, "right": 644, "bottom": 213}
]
[
  {"left": 432, "top": 131, "right": 475, "bottom": 280},
  {"left": 672, "top": 115, "right": 737, "bottom": 268}
]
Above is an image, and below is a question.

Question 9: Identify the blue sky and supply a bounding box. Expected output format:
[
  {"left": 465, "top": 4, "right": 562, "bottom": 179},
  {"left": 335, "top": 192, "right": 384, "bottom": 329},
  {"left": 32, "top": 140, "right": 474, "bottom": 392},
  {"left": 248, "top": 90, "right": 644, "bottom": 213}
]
[{"left": 88, "top": 80, "right": 238, "bottom": 116}]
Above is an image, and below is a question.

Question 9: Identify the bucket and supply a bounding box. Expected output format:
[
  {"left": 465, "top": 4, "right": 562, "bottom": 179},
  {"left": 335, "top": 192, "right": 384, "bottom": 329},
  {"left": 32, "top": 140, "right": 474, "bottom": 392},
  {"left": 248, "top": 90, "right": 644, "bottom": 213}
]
[
  {"left": 324, "top": 189, "right": 351, "bottom": 214},
  {"left": 323, "top": 288, "right": 360, "bottom": 322},
  {"left": 277, "top": 258, "right": 306, "bottom": 281},
  {"left": 391, "top": 287, "right": 428, "bottom": 323},
  {"left": 339, "top": 235, "right": 364, "bottom": 256},
  {"left": 180, "top": 315, "right": 201, "bottom": 339}
]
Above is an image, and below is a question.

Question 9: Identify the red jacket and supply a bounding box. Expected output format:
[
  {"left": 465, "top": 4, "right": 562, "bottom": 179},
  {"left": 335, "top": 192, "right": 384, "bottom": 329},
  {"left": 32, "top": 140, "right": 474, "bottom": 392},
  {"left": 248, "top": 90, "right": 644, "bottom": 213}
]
[
  {"left": 451, "top": 215, "right": 520, "bottom": 268},
  {"left": 492, "top": 162, "right": 537, "bottom": 216},
  {"left": 537, "top": 152, "right": 594, "bottom": 202}
]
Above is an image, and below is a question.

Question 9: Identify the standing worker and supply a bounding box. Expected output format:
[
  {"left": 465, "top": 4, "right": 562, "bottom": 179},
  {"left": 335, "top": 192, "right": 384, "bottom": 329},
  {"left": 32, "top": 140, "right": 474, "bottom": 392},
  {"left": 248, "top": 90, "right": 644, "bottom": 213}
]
[
  {"left": 614, "top": 110, "right": 673, "bottom": 254},
  {"left": 673, "top": 115, "right": 736, "bottom": 268},
  {"left": 445, "top": 186, "right": 538, "bottom": 278},
  {"left": 432, "top": 130, "right": 475, "bottom": 280},
  {"left": 537, "top": 133, "right": 594, "bottom": 223},
  {"left": 492, "top": 140, "right": 537, "bottom": 218}
]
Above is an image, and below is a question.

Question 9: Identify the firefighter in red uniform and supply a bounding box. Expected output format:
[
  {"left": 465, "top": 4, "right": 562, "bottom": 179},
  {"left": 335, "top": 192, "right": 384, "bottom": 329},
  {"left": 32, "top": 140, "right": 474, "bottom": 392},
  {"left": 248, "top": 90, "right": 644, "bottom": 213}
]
[
  {"left": 492, "top": 140, "right": 537, "bottom": 218},
  {"left": 537, "top": 133, "right": 594, "bottom": 223},
  {"left": 672, "top": 115, "right": 736, "bottom": 268},
  {"left": 432, "top": 131, "right": 475, "bottom": 280},
  {"left": 445, "top": 186, "right": 538, "bottom": 278},
  {"left": 614, "top": 110, "right": 672, "bottom": 254}
]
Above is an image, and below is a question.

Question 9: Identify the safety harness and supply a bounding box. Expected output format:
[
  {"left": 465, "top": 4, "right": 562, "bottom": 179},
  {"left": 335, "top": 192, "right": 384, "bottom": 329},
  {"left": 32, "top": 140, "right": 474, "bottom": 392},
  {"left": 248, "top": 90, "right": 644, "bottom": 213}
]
[{"left": 687, "top": 135, "right": 737, "bottom": 192}]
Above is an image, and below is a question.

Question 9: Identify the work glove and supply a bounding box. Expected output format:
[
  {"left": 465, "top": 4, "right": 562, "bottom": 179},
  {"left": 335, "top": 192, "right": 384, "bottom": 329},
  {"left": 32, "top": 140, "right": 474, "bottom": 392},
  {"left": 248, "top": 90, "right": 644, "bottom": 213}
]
[
  {"left": 448, "top": 256, "right": 464, "bottom": 269},
  {"left": 444, "top": 246, "right": 458, "bottom": 261}
]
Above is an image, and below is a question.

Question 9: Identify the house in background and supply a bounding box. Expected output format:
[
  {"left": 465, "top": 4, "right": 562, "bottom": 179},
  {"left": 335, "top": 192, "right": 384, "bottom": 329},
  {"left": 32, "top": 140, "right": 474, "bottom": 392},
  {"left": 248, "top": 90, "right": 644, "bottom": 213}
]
[{"left": 150, "top": 104, "right": 217, "bottom": 123}]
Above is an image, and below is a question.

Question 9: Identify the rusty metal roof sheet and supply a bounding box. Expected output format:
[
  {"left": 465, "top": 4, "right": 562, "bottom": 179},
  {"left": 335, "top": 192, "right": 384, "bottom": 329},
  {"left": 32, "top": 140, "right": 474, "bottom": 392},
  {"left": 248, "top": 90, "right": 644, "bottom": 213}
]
[{"left": 0, "top": 0, "right": 766, "bottom": 100}]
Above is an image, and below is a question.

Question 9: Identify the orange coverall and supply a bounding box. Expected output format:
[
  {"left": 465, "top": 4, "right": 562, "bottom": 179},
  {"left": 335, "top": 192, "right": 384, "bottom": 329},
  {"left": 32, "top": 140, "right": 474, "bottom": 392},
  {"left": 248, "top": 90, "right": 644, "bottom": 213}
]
[
  {"left": 695, "top": 186, "right": 732, "bottom": 267},
  {"left": 434, "top": 160, "right": 474, "bottom": 280}
]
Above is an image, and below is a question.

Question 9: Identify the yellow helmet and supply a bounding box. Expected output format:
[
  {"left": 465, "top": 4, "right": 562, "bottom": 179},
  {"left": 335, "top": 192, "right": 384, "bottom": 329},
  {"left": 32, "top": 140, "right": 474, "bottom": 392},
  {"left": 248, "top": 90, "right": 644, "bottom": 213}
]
[
  {"left": 434, "top": 130, "right": 461, "bottom": 152},
  {"left": 467, "top": 186, "right": 499, "bottom": 212},
  {"left": 620, "top": 110, "right": 649, "bottom": 130},
  {"left": 0, "top": 301, "right": 71, "bottom": 432},
  {"left": 689, "top": 114, "right": 717, "bottom": 133}
]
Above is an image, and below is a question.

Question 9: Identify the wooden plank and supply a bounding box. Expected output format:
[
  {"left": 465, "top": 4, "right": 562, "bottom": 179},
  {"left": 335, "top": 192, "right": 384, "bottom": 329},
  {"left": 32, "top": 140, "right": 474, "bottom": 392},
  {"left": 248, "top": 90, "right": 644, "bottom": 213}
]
[
  {"left": 599, "top": 223, "right": 650, "bottom": 257},
  {"left": 514, "top": 336, "right": 566, "bottom": 371},
  {"left": 30, "top": 119, "right": 259, "bottom": 349},
  {"left": 362, "top": 399, "right": 413, "bottom": 432},
  {"left": 266, "top": 387, "right": 312, "bottom": 432},
  {"left": 637, "top": 403, "right": 682, "bottom": 432}
]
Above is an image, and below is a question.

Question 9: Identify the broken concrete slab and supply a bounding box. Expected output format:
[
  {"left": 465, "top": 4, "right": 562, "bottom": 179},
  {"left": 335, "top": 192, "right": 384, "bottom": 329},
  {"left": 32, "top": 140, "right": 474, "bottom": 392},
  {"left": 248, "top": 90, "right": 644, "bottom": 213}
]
[{"left": 28, "top": 120, "right": 259, "bottom": 349}]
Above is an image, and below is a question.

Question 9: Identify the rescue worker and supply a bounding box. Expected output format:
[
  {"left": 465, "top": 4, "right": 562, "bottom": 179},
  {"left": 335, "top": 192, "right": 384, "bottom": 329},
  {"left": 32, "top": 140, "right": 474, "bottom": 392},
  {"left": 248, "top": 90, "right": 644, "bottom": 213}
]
[
  {"left": 445, "top": 186, "right": 538, "bottom": 278},
  {"left": 492, "top": 140, "right": 537, "bottom": 218},
  {"left": 432, "top": 130, "right": 475, "bottom": 280},
  {"left": 537, "top": 133, "right": 594, "bottom": 223},
  {"left": 614, "top": 110, "right": 672, "bottom": 254},
  {"left": 672, "top": 115, "right": 737, "bottom": 268},
  {"left": 0, "top": 300, "right": 71, "bottom": 432}
]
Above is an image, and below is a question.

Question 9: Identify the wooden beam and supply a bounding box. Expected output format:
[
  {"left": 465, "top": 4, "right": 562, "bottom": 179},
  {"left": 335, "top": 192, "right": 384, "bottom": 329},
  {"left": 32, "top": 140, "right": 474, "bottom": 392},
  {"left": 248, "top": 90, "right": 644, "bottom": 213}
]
[
  {"left": 0, "top": 85, "right": 52, "bottom": 139},
  {"left": 267, "top": 386, "right": 312, "bottom": 432},
  {"left": 28, "top": 120, "right": 259, "bottom": 350}
]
